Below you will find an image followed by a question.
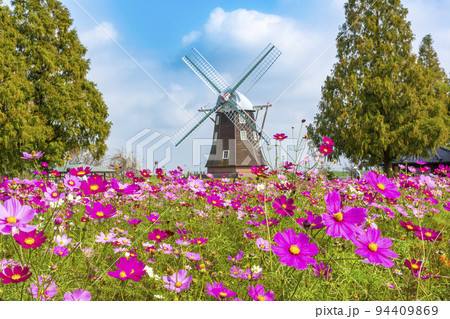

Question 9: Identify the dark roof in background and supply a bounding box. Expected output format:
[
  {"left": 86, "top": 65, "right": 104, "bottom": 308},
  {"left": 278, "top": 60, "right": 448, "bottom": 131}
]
[{"left": 394, "top": 146, "right": 450, "bottom": 164}]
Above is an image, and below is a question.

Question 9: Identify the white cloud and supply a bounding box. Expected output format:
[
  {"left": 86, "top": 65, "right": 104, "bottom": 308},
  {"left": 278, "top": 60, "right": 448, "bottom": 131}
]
[
  {"left": 80, "top": 21, "right": 118, "bottom": 49},
  {"left": 182, "top": 31, "right": 201, "bottom": 46}
]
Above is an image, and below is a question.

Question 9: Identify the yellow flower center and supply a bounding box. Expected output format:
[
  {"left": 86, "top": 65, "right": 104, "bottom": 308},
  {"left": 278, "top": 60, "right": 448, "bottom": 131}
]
[
  {"left": 96, "top": 211, "right": 104, "bottom": 217},
  {"left": 90, "top": 184, "right": 99, "bottom": 191},
  {"left": 59, "top": 240, "right": 64, "bottom": 245},
  {"left": 212, "top": 200, "right": 217, "bottom": 205},
  {"left": 368, "top": 243, "right": 378, "bottom": 252},
  {"left": 197, "top": 240, "right": 201, "bottom": 244},
  {"left": 406, "top": 225, "right": 413, "bottom": 230},
  {"left": 25, "top": 238, "right": 35, "bottom": 245},
  {"left": 411, "top": 264, "right": 419, "bottom": 270},
  {"left": 376, "top": 183, "right": 386, "bottom": 191},
  {"left": 68, "top": 181, "right": 74, "bottom": 186},
  {"left": 119, "top": 271, "right": 126, "bottom": 278},
  {"left": 175, "top": 281, "right": 182, "bottom": 288},
  {"left": 424, "top": 232, "right": 432, "bottom": 238},
  {"left": 289, "top": 245, "right": 301, "bottom": 255},
  {"left": 281, "top": 204, "right": 287, "bottom": 209},
  {"left": 219, "top": 292, "right": 227, "bottom": 297},
  {"left": 6, "top": 216, "right": 17, "bottom": 224},
  {"left": 257, "top": 295, "right": 265, "bottom": 301},
  {"left": 77, "top": 171, "right": 85, "bottom": 176},
  {"left": 51, "top": 192, "right": 58, "bottom": 198},
  {"left": 333, "top": 212, "right": 344, "bottom": 222},
  {"left": 104, "top": 237, "right": 108, "bottom": 241},
  {"left": 156, "top": 235, "right": 161, "bottom": 239},
  {"left": 11, "top": 274, "right": 21, "bottom": 280},
  {"left": 199, "top": 264, "right": 206, "bottom": 269}
]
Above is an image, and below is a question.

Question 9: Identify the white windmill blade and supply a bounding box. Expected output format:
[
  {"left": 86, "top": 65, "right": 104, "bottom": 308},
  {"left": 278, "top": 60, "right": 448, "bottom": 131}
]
[
  {"left": 182, "top": 48, "right": 230, "bottom": 94},
  {"left": 230, "top": 43, "right": 281, "bottom": 95}
]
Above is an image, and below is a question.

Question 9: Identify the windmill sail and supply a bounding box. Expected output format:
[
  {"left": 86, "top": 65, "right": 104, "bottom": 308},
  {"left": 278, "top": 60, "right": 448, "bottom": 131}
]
[
  {"left": 230, "top": 43, "right": 281, "bottom": 95},
  {"left": 182, "top": 48, "right": 230, "bottom": 94}
]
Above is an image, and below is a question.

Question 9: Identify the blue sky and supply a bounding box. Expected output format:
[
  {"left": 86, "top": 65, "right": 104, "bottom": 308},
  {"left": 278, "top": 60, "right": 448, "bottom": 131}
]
[{"left": 4, "top": 0, "right": 450, "bottom": 171}]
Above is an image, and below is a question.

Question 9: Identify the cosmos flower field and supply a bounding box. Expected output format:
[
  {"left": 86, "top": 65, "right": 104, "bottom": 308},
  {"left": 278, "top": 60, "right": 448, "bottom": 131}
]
[{"left": 0, "top": 144, "right": 449, "bottom": 301}]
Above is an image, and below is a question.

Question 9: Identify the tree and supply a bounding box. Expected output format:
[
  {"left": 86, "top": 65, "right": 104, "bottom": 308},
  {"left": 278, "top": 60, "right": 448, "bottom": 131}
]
[
  {"left": 3, "top": 0, "right": 110, "bottom": 174},
  {"left": 307, "top": 0, "right": 449, "bottom": 175},
  {"left": 0, "top": 2, "right": 52, "bottom": 175}
]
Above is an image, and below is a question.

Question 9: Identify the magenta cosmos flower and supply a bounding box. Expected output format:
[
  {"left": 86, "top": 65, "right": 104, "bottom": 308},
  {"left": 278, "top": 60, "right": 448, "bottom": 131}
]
[
  {"left": 404, "top": 258, "right": 426, "bottom": 276},
  {"left": 273, "top": 133, "right": 287, "bottom": 141},
  {"left": 207, "top": 194, "right": 223, "bottom": 207},
  {"left": 399, "top": 220, "right": 419, "bottom": 232},
  {"left": 148, "top": 229, "right": 169, "bottom": 243},
  {"left": 69, "top": 166, "right": 91, "bottom": 177},
  {"left": 13, "top": 229, "right": 47, "bottom": 249},
  {"left": 228, "top": 250, "right": 244, "bottom": 262},
  {"left": 80, "top": 175, "right": 108, "bottom": 195},
  {"left": 319, "top": 144, "right": 333, "bottom": 155},
  {"left": 271, "top": 229, "right": 318, "bottom": 270},
  {"left": 64, "top": 289, "right": 92, "bottom": 301},
  {"left": 414, "top": 228, "right": 442, "bottom": 242},
  {"left": 204, "top": 282, "right": 236, "bottom": 300},
  {"left": 322, "top": 136, "right": 334, "bottom": 147},
  {"left": 248, "top": 284, "right": 276, "bottom": 301},
  {"left": 0, "top": 265, "right": 33, "bottom": 284},
  {"left": 108, "top": 256, "right": 146, "bottom": 282},
  {"left": 0, "top": 198, "right": 36, "bottom": 235},
  {"left": 364, "top": 171, "right": 401, "bottom": 199},
  {"left": 86, "top": 202, "right": 116, "bottom": 220},
  {"left": 20, "top": 151, "right": 44, "bottom": 159},
  {"left": 162, "top": 269, "right": 193, "bottom": 294},
  {"left": 314, "top": 262, "right": 332, "bottom": 279},
  {"left": 272, "top": 195, "right": 296, "bottom": 217},
  {"left": 351, "top": 228, "right": 398, "bottom": 268},
  {"left": 29, "top": 275, "right": 58, "bottom": 300},
  {"left": 321, "top": 191, "right": 367, "bottom": 240}
]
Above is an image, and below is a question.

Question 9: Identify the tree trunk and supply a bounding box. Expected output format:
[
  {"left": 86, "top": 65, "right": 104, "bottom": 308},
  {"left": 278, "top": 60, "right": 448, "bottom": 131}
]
[{"left": 383, "top": 148, "right": 393, "bottom": 177}]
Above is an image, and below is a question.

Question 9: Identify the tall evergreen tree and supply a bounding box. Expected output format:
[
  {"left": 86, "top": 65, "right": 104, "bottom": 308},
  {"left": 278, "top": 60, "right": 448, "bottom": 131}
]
[
  {"left": 9, "top": 0, "right": 111, "bottom": 170},
  {"left": 0, "top": 2, "right": 52, "bottom": 175},
  {"left": 307, "top": 0, "right": 449, "bottom": 175}
]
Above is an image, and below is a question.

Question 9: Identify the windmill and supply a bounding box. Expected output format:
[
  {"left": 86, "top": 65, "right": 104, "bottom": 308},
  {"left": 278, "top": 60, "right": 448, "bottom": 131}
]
[{"left": 172, "top": 44, "right": 281, "bottom": 177}]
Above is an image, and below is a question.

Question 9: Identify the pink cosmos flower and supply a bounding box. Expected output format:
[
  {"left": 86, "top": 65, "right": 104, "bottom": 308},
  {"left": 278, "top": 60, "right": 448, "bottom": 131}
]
[
  {"left": 44, "top": 185, "right": 65, "bottom": 202},
  {"left": 0, "top": 198, "right": 36, "bottom": 235},
  {"left": 207, "top": 194, "right": 224, "bottom": 207},
  {"left": 248, "top": 284, "right": 276, "bottom": 301},
  {"left": 108, "top": 256, "right": 146, "bottom": 282},
  {"left": 321, "top": 191, "right": 367, "bottom": 240},
  {"left": 273, "top": 133, "right": 288, "bottom": 141},
  {"left": 87, "top": 202, "right": 116, "bottom": 220},
  {"left": 0, "top": 265, "right": 32, "bottom": 284},
  {"left": 322, "top": 136, "right": 334, "bottom": 147},
  {"left": 414, "top": 228, "right": 442, "bottom": 242},
  {"left": 53, "top": 246, "right": 70, "bottom": 257},
  {"left": 319, "top": 144, "right": 333, "bottom": 155},
  {"left": 188, "top": 179, "right": 205, "bottom": 193},
  {"left": 191, "top": 237, "right": 208, "bottom": 245},
  {"left": 162, "top": 269, "right": 193, "bottom": 294},
  {"left": 80, "top": 175, "right": 108, "bottom": 196},
  {"left": 69, "top": 166, "right": 91, "bottom": 177},
  {"left": 228, "top": 250, "right": 244, "bottom": 262},
  {"left": 404, "top": 258, "right": 426, "bottom": 277},
  {"left": 110, "top": 178, "right": 139, "bottom": 194},
  {"left": 95, "top": 232, "right": 116, "bottom": 243},
  {"left": 399, "top": 220, "right": 419, "bottom": 232},
  {"left": 20, "top": 151, "right": 44, "bottom": 159},
  {"left": 146, "top": 212, "right": 161, "bottom": 224},
  {"left": 186, "top": 252, "right": 201, "bottom": 261},
  {"left": 148, "top": 229, "right": 169, "bottom": 243},
  {"left": 230, "top": 266, "right": 241, "bottom": 278},
  {"left": 55, "top": 234, "right": 72, "bottom": 247},
  {"left": 272, "top": 195, "right": 296, "bottom": 217},
  {"left": 314, "top": 262, "right": 332, "bottom": 279},
  {"left": 255, "top": 238, "right": 270, "bottom": 251},
  {"left": 29, "top": 275, "right": 58, "bottom": 300},
  {"left": 364, "top": 171, "right": 401, "bottom": 199},
  {"left": 204, "top": 282, "right": 236, "bottom": 300},
  {"left": 14, "top": 229, "right": 47, "bottom": 249},
  {"left": 271, "top": 229, "right": 318, "bottom": 270},
  {"left": 64, "top": 289, "right": 92, "bottom": 301},
  {"left": 63, "top": 174, "right": 81, "bottom": 190},
  {"left": 351, "top": 228, "right": 398, "bottom": 268}
]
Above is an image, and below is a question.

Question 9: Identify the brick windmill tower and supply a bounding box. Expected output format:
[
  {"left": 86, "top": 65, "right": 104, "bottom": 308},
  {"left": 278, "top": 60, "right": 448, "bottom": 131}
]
[{"left": 172, "top": 44, "right": 281, "bottom": 177}]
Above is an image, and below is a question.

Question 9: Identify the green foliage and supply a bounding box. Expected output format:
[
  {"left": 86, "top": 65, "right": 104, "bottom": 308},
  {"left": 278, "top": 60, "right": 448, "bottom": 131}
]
[
  {"left": 0, "top": 0, "right": 110, "bottom": 175},
  {"left": 308, "top": 0, "right": 450, "bottom": 175}
]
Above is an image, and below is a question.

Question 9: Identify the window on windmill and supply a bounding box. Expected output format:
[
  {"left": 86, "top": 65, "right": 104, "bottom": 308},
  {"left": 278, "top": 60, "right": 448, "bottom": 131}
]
[
  {"left": 240, "top": 131, "right": 247, "bottom": 140},
  {"left": 253, "top": 131, "right": 258, "bottom": 140},
  {"left": 223, "top": 150, "right": 229, "bottom": 159},
  {"left": 239, "top": 115, "right": 246, "bottom": 124},
  {"left": 214, "top": 132, "right": 218, "bottom": 141},
  {"left": 215, "top": 116, "right": 220, "bottom": 125}
]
